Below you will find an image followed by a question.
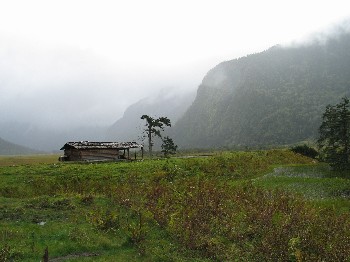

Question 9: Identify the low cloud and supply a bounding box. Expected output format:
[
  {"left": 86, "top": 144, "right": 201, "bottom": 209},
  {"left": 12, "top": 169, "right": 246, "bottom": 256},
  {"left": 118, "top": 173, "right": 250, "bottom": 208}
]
[
  {"left": 281, "top": 18, "right": 350, "bottom": 48},
  {"left": 0, "top": 36, "right": 198, "bottom": 131}
]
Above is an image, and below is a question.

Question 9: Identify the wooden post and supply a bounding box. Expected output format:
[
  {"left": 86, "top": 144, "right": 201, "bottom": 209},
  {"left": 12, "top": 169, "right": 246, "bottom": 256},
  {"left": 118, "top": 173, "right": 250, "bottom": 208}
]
[
  {"left": 127, "top": 148, "right": 130, "bottom": 159},
  {"left": 148, "top": 126, "right": 152, "bottom": 158},
  {"left": 141, "top": 147, "right": 144, "bottom": 159},
  {"left": 43, "top": 246, "right": 49, "bottom": 262}
]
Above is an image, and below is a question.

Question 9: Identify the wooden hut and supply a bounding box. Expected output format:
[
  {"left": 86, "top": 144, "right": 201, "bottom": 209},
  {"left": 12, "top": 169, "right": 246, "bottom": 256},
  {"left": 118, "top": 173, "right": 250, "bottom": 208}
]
[{"left": 59, "top": 141, "right": 143, "bottom": 162}]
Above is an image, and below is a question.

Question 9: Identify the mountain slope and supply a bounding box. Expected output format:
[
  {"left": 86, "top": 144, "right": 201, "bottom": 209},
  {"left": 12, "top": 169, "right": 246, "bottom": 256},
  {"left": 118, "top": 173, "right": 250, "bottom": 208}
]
[
  {"left": 0, "top": 122, "right": 107, "bottom": 152},
  {"left": 0, "top": 137, "right": 42, "bottom": 155},
  {"left": 174, "top": 30, "right": 350, "bottom": 148},
  {"left": 106, "top": 88, "right": 196, "bottom": 142}
]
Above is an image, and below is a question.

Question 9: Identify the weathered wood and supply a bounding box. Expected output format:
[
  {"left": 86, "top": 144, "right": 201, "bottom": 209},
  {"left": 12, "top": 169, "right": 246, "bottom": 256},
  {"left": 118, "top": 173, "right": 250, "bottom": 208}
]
[
  {"left": 65, "top": 148, "right": 119, "bottom": 161},
  {"left": 60, "top": 141, "right": 144, "bottom": 162}
]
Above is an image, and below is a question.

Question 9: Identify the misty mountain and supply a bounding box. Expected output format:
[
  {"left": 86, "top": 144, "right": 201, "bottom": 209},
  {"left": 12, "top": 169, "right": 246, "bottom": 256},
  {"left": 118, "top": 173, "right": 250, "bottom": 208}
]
[
  {"left": 173, "top": 30, "right": 350, "bottom": 149},
  {"left": 106, "top": 89, "right": 196, "bottom": 142},
  {"left": 0, "top": 122, "right": 107, "bottom": 152},
  {"left": 0, "top": 137, "right": 42, "bottom": 155},
  {"left": 0, "top": 89, "right": 195, "bottom": 152}
]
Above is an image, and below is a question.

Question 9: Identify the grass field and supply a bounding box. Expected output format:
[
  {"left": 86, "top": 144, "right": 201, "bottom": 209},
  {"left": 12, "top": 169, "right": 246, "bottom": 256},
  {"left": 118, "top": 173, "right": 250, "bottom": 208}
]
[
  {"left": 0, "top": 154, "right": 60, "bottom": 167},
  {"left": 254, "top": 164, "right": 350, "bottom": 213},
  {"left": 0, "top": 150, "right": 349, "bottom": 261}
]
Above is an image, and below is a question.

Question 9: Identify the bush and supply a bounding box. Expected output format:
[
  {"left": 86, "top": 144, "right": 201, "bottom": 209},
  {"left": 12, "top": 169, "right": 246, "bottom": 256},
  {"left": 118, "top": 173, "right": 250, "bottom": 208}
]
[
  {"left": 290, "top": 144, "right": 318, "bottom": 159},
  {"left": 146, "top": 178, "right": 350, "bottom": 261},
  {"left": 88, "top": 208, "right": 119, "bottom": 232}
]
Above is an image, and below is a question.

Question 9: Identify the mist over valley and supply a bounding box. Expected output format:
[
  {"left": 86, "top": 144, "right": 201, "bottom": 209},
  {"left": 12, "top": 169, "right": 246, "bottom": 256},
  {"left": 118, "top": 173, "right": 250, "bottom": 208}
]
[{"left": 1, "top": 1, "right": 350, "bottom": 153}]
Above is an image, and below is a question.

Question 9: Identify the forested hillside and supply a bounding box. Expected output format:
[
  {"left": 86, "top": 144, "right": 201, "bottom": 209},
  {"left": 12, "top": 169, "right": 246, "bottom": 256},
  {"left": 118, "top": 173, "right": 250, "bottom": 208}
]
[
  {"left": 107, "top": 88, "right": 195, "bottom": 142},
  {"left": 174, "top": 31, "right": 350, "bottom": 148}
]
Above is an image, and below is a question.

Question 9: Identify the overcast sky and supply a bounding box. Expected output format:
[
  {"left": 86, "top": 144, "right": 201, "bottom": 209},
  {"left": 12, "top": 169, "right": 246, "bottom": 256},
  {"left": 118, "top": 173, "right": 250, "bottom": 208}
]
[{"left": 1, "top": 0, "right": 350, "bottom": 130}]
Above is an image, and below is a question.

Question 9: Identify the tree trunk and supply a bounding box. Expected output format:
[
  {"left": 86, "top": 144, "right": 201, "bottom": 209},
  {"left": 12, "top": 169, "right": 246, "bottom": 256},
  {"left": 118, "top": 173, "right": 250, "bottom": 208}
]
[{"left": 148, "top": 126, "right": 152, "bottom": 158}]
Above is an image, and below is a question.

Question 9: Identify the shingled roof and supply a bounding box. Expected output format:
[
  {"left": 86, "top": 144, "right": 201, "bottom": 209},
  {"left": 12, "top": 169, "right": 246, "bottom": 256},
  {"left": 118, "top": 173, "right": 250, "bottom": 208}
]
[{"left": 60, "top": 141, "right": 143, "bottom": 150}]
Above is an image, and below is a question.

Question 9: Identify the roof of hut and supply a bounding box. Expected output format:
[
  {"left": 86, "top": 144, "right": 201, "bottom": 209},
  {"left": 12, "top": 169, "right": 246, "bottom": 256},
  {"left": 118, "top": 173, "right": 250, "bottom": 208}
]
[{"left": 60, "top": 141, "right": 143, "bottom": 150}]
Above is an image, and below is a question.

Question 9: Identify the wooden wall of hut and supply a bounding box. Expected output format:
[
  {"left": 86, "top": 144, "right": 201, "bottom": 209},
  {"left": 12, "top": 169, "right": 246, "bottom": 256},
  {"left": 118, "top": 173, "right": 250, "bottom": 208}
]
[{"left": 65, "top": 149, "right": 120, "bottom": 161}]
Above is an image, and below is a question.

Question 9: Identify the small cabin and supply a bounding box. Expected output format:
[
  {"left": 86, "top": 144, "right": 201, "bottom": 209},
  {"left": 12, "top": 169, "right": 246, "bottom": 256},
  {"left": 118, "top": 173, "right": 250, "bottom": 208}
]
[{"left": 59, "top": 141, "right": 144, "bottom": 162}]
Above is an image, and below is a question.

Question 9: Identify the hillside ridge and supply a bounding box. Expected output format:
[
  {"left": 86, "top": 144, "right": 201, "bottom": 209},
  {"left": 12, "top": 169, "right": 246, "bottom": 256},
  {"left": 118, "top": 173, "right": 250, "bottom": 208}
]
[
  {"left": 173, "top": 31, "right": 350, "bottom": 148},
  {"left": 0, "top": 137, "right": 43, "bottom": 155}
]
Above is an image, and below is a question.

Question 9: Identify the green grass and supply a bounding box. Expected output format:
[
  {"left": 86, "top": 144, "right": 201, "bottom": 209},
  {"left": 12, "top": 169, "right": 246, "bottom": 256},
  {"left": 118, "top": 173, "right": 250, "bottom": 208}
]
[
  {"left": 0, "top": 154, "right": 60, "bottom": 167},
  {"left": 254, "top": 164, "right": 350, "bottom": 212},
  {"left": 1, "top": 150, "right": 349, "bottom": 261}
]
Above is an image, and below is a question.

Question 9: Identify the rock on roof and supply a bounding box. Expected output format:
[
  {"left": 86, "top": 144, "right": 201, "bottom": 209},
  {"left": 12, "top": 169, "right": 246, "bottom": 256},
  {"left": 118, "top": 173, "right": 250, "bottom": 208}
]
[{"left": 60, "top": 141, "right": 143, "bottom": 150}]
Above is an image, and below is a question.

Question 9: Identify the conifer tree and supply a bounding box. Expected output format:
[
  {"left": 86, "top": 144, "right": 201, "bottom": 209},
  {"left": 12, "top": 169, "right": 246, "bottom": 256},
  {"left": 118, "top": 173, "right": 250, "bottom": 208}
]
[
  {"left": 161, "top": 136, "right": 178, "bottom": 157},
  {"left": 318, "top": 97, "right": 350, "bottom": 170}
]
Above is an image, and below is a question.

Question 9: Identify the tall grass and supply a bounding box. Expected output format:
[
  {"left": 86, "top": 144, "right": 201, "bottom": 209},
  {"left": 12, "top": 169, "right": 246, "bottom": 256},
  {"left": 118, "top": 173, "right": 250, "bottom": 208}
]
[{"left": 0, "top": 150, "right": 349, "bottom": 261}]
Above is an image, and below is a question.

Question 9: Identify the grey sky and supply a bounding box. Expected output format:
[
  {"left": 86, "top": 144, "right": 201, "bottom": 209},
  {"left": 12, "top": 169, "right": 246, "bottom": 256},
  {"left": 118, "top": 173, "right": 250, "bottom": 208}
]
[{"left": 1, "top": 0, "right": 350, "bottom": 130}]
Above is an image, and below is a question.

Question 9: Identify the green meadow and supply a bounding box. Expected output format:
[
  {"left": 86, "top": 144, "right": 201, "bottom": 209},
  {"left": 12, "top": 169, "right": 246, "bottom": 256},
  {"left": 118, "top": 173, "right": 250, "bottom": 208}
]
[{"left": 1, "top": 150, "right": 349, "bottom": 261}]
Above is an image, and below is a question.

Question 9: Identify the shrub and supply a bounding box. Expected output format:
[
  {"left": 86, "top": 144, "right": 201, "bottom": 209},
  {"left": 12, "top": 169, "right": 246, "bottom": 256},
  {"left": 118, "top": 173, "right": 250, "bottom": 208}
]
[
  {"left": 290, "top": 144, "right": 318, "bottom": 159},
  {"left": 88, "top": 208, "right": 119, "bottom": 232},
  {"left": 146, "top": 179, "right": 350, "bottom": 261}
]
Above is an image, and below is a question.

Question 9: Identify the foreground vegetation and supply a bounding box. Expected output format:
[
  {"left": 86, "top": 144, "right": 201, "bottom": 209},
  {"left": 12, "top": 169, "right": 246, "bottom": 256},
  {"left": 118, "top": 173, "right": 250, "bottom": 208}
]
[{"left": 1, "top": 150, "right": 349, "bottom": 261}]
